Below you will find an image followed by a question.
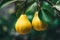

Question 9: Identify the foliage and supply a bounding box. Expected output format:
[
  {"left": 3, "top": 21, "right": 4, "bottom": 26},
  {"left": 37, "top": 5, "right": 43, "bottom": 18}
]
[{"left": 0, "top": 0, "right": 60, "bottom": 40}]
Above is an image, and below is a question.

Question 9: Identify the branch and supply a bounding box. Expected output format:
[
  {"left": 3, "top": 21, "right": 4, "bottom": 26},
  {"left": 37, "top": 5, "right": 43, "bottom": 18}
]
[{"left": 46, "top": 0, "right": 60, "bottom": 12}]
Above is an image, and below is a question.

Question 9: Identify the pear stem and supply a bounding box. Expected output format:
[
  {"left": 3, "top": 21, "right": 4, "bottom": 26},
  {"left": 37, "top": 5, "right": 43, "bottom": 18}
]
[
  {"left": 36, "top": 0, "right": 41, "bottom": 11},
  {"left": 23, "top": 0, "right": 27, "bottom": 13},
  {"left": 16, "top": 4, "right": 21, "bottom": 16},
  {"left": 36, "top": 0, "right": 39, "bottom": 11}
]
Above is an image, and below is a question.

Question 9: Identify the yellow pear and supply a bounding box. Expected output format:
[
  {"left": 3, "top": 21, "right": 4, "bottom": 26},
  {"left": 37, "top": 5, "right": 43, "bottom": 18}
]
[
  {"left": 15, "top": 13, "right": 32, "bottom": 34},
  {"left": 32, "top": 11, "right": 47, "bottom": 31}
]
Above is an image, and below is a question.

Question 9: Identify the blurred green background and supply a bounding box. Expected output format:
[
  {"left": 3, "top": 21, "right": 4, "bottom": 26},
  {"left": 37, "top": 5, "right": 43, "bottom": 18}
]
[{"left": 0, "top": 0, "right": 60, "bottom": 40}]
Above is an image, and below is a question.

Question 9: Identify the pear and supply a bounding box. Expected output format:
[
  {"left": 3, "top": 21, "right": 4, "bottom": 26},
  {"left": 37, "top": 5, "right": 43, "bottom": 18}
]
[
  {"left": 15, "top": 13, "right": 32, "bottom": 34},
  {"left": 32, "top": 11, "right": 47, "bottom": 31}
]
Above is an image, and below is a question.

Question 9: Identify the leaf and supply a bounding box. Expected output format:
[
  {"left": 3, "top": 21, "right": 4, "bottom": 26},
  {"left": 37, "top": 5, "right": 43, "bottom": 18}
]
[
  {"left": 26, "top": 2, "right": 37, "bottom": 22},
  {"left": 26, "top": 2, "right": 37, "bottom": 15},
  {"left": 53, "top": 5, "right": 60, "bottom": 11},
  {"left": 0, "top": 0, "right": 17, "bottom": 8},
  {"left": 41, "top": 1, "right": 54, "bottom": 16},
  {"left": 39, "top": 9, "right": 53, "bottom": 24},
  {"left": 56, "top": 0, "right": 60, "bottom": 5},
  {"left": 51, "top": 0, "right": 58, "bottom": 4}
]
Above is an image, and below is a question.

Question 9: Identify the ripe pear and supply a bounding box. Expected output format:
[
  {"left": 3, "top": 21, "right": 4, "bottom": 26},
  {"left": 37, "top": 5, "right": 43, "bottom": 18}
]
[
  {"left": 32, "top": 11, "right": 47, "bottom": 31},
  {"left": 15, "top": 13, "right": 32, "bottom": 34}
]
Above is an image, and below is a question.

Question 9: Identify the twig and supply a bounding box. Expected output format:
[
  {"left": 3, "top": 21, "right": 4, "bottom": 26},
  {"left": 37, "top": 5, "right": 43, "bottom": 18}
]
[{"left": 46, "top": 0, "right": 60, "bottom": 12}]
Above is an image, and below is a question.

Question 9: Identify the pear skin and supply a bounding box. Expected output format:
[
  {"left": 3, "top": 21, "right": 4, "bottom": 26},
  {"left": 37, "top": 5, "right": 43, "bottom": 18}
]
[
  {"left": 32, "top": 11, "right": 47, "bottom": 31},
  {"left": 15, "top": 13, "right": 32, "bottom": 34}
]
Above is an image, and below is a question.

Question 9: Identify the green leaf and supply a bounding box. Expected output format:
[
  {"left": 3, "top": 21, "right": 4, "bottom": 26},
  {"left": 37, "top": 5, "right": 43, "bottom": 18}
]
[
  {"left": 53, "top": 5, "right": 60, "bottom": 11},
  {"left": 56, "top": 0, "right": 60, "bottom": 5},
  {"left": 41, "top": 1, "right": 54, "bottom": 16},
  {"left": 0, "top": 0, "right": 11, "bottom": 6},
  {"left": 0, "top": 0, "right": 17, "bottom": 8},
  {"left": 26, "top": 2, "right": 37, "bottom": 22},
  {"left": 51, "top": 0, "right": 58, "bottom": 4},
  {"left": 26, "top": 2, "right": 37, "bottom": 15},
  {"left": 39, "top": 9, "right": 53, "bottom": 24}
]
